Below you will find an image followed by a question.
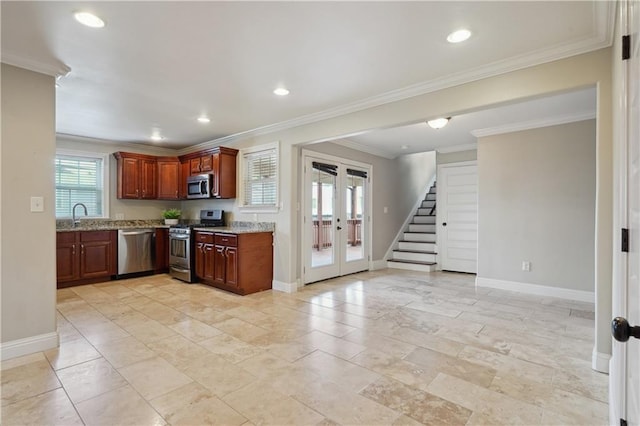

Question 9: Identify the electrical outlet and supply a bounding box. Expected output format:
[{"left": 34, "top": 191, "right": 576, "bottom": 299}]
[{"left": 522, "top": 261, "right": 531, "bottom": 272}]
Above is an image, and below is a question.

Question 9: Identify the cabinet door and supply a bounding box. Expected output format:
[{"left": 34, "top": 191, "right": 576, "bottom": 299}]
[
  {"left": 217, "top": 152, "right": 237, "bottom": 199},
  {"left": 140, "top": 159, "right": 157, "bottom": 199},
  {"left": 190, "top": 158, "right": 201, "bottom": 175},
  {"left": 157, "top": 161, "right": 180, "bottom": 200},
  {"left": 155, "top": 228, "right": 169, "bottom": 273},
  {"left": 211, "top": 153, "right": 221, "bottom": 197},
  {"left": 195, "top": 242, "right": 205, "bottom": 279},
  {"left": 80, "top": 240, "right": 112, "bottom": 279},
  {"left": 121, "top": 157, "right": 140, "bottom": 199},
  {"left": 204, "top": 244, "right": 215, "bottom": 281},
  {"left": 180, "top": 161, "right": 190, "bottom": 199},
  {"left": 200, "top": 155, "right": 213, "bottom": 173},
  {"left": 213, "top": 245, "right": 226, "bottom": 284},
  {"left": 56, "top": 234, "right": 79, "bottom": 283},
  {"left": 225, "top": 246, "right": 238, "bottom": 287}
]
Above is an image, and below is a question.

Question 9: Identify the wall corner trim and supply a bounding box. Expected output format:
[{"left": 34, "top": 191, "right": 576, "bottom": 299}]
[
  {"left": 475, "top": 277, "right": 595, "bottom": 303},
  {"left": 592, "top": 348, "right": 610, "bottom": 373},
  {"left": 0, "top": 332, "right": 59, "bottom": 361},
  {"left": 272, "top": 280, "right": 299, "bottom": 293}
]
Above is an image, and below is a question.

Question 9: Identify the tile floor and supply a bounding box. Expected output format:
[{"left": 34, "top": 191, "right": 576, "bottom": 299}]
[{"left": 1, "top": 270, "right": 608, "bottom": 425}]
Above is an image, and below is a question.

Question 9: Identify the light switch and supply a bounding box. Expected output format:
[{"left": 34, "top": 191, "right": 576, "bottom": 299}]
[
  {"left": 383, "top": 206, "right": 388, "bottom": 214},
  {"left": 30, "top": 196, "right": 44, "bottom": 212}
]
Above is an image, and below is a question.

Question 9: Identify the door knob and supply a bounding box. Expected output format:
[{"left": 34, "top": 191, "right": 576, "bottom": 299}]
[
  {"left": 611, "top": 317, "right": 640, "bottom": 342},
  {"left": 337, "top": 226, "right": 342, "bottom": 230},
  {"left": 442, "top": 222, "right": 447, "bottom": 226}
]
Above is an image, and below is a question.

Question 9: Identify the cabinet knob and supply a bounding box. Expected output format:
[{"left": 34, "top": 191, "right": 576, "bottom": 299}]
[{"left": 72, "top": 244, "right": 76, "bottom": 256}]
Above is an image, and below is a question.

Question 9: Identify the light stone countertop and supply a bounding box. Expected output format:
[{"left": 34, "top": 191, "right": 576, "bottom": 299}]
[{"left": 56, "top": 219, "right": 274, "bottom": 234}]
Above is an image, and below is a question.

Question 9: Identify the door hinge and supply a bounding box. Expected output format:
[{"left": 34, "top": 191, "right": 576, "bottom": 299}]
[
  {"left": 623, "top": 35, "right": 631, "bottom": 60},
  {"left": 622, "top": 228, "right": 629, "bottom": 252},
  {"left": 620, "top": 418, "right": 627, "bottom": 426}
]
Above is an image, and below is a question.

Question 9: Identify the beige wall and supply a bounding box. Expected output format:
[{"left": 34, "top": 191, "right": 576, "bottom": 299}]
[
  {"left": 1, "top": 64, "right": 57, "bottom": 350},
  {"left": 477, "top": 120, "right": 596, "bottom": 292},
  {"left": 437, "top": 149, "right": 477, "bottom": 165}
]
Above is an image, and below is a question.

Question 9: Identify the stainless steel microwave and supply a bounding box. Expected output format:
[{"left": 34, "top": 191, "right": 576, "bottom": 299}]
[{"left": 186, "top": 174, "right": 213, "bottom": 199}]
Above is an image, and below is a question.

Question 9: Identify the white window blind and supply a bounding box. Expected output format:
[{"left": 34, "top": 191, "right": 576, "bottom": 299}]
[
  {"left": 242, "top": 146, "right": 278, "bottom": 208},
  {"left": 55, "top": 154, "right": 104, "bottom": 218}
]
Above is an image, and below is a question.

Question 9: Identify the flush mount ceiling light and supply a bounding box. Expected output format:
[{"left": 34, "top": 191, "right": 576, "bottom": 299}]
[
  {"left": 74, "top": 12, "right": 105, "bottom": 28},
  {"left": 447, "top": 29, "right": 471, "bottom": 43},
  {"left": 427, "top": 117, "right": 451, "bottom": 129},
  {"left": 273, "top": 87, "right": 290, "bottom": 96},
  {"left": 197, "top": 116, "right": 211, "bottom": 123},
  {"left": 400, "top": 145, "right": 409, "bottom": 150}
]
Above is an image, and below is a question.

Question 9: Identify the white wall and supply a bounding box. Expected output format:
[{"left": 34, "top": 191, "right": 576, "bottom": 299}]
[
  {"left": 1, "top": 64, "right": 58, "bottom": 356},
  {"left": 437, "top": 149, "right": 477, "bottom": 165},
  {"left": 477, "top": 120, "right": 596, "bottom": 292}
]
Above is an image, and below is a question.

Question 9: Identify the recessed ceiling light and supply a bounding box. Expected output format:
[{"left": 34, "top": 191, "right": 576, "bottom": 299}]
[
  {"left": 74, "top": 12, "right": 105, "bottom": 28},
  {"left": 401, "top": 145, "right": 409, "bottom": 150},
  {"left": 197, "top": 116, "right": 211, "bottom": 123},
  {"left": 150, "top": 134, "right": 163, "bottom": 141},
  {"left": 427, "top": 117, "right": 451, "bottom": 129},
  {"left": 447, "top": 29, "right": 471, "bottom": 43},
  {"left": 273, "top": 87, "right": 290, "bottom": 96}
]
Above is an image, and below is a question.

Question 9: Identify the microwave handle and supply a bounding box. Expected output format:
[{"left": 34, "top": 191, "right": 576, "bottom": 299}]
[{"left": 200, "top": 180, "right": 207, "bottom": 195}]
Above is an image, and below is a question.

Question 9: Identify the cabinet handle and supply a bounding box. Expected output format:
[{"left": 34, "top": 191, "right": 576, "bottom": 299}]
[
  {"left": 80, "top": 244, "right": 85, "bottom": 255},
  {"left": 72, "top": 244, "right": 76, "bottom": 256}
]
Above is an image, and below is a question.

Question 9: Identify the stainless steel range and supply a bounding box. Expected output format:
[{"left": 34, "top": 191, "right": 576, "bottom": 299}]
[{"left": 168, "top": 209, "right": 225, "bottom": 283}]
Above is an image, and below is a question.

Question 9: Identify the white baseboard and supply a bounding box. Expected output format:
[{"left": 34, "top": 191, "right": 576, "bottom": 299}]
[
  {"left": 272, "top": 279, "right": 300, "bottom": 293},
  {"left": 476, "top": 277, "right": 595, "bottom": 303},
  {"left": 370, "top": 259, "right": 388, "bottom": 270},
  {"left": 1, "top": 332, "right": 59, "bottom": 361},
  {"left": 592, "top": 348, "right": 610, "bottom": 373}
]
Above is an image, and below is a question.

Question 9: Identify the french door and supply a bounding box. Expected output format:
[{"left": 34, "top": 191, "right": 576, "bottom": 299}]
[{"left": 302, "top": 152, "right": 371, "bottom": 284}]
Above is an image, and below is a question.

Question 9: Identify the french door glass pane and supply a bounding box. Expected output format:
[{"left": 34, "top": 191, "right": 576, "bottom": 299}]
[
  {"left": 311, "top": 167, "right": 336, "bottom": 268},
  {"left": 345, "top": 173, "right": 365, "bottom": 262}
]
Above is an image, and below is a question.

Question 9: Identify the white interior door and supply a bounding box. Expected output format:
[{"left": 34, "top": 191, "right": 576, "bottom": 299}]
[
  {"left": 303, "top": 153, "right": 370, "bottom": 284},
  {"left": 437, "top": 162, "right": 478, "bottom": 273},
  {"left": 612, "top": 2, "right": 640, "bottom": 425},
  {"left": 624, "top": 1, "right": 640, "bottom": 423}
]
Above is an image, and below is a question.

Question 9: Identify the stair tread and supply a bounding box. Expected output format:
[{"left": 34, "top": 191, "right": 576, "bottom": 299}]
[
  {"left": 404, "top": 231, "right": 436, "bottom": 235},
  {"left": 393, "top": 249, "right": 437, "bottom": 254},
  {"left": 388, "top": 259, "right": 437, "bottom": 265}
]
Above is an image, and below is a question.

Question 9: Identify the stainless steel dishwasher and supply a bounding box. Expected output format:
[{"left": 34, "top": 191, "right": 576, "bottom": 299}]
[{"left": 117, "top": 229, "right": 155, "bottom": 276}]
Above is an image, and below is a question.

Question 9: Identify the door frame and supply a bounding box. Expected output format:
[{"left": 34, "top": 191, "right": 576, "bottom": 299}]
[
  {"left": 300, "top": 149, "right": 373, "bottom": 284},
  {"left": 436, "top": 160, "right": 478, "bottom": 273}
]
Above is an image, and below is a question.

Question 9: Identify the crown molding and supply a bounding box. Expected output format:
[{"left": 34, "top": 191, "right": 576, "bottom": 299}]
[
  {"left": 331, "top": 139, "right": 396, "bottom": 159},
  {"left": 56, "top": 133, "right": 178, "bottom": 156},
  {"left": 436, "top": 143, "right": 478, "bottom": 154},
  {"left": 1, "top": 52, "right": 71, "bottom": 78},
  {"left": 470, "top": 111, "right": 597, "bottom": 139}
]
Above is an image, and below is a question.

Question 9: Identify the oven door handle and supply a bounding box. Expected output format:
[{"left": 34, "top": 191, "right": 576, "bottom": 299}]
[
  {"left": 170, "top": 265, "right": 190, "bottom": 273},
  {"left": 169, "top": 235, "right": 190, "bottom": 240}
]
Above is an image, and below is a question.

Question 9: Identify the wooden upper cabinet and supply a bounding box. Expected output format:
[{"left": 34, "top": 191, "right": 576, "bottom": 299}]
[
  {"left": 179, "top": 147, "right": 238, "bottom": 199},
  {"left": 114, "top": 152, "right": 158, "bottom": 199},
  {"left": 157, "top": 158, "right": 180, "bottom": 200},
  {"left": 140, "top": 159, "right": 157, "bottom": 199},
  {"left": 180, "top": 161, "right": 190, "bottom": 199}
]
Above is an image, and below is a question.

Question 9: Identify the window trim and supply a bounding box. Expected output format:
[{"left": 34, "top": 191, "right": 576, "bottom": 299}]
[
  {"left": 238, "top": 141, "right": 280, "bottom": 213},
  {"left": 55, "top": 149, "right": 110, "bottom": 219}
]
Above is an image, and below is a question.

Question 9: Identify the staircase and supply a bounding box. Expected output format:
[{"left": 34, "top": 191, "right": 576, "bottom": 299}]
[{"left": 387, "top": 182, "right": 438, "bottom": 272}]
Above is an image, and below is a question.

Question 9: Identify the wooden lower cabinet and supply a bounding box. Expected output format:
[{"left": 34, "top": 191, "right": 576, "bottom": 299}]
[
  {"left": 56, "top": 230, "right": 117, "bottom": 288},
  {"left": 194, "top": 231, "right": 273, "bottom": 295},
  {"left": 155, "top": 228, "right": 170, "bottom": 273}
]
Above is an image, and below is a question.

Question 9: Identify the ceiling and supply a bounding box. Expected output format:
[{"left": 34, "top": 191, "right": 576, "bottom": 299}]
[{"left": 1, "top": 2, "right": 612, "bottom": 152}]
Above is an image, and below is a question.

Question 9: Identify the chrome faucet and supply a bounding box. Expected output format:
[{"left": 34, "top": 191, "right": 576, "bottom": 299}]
[{"left": 72, "top": 203, "right": 88, "bottom": 227}]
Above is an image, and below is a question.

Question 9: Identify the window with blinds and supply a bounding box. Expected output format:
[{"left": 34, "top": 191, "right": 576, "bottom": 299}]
[
  {"left": 241, "top": 143, "right": 279, "bottom": 210},
  {"left": 55, "top": 154, "right": 105, "bottom": 218}
]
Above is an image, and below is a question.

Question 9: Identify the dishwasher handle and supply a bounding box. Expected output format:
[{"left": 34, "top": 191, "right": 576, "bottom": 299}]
[{"left": 119, "top": 230, "right": 155, "bottom": 236}]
